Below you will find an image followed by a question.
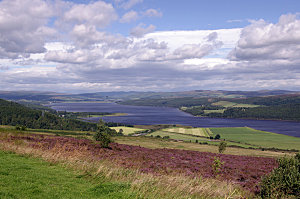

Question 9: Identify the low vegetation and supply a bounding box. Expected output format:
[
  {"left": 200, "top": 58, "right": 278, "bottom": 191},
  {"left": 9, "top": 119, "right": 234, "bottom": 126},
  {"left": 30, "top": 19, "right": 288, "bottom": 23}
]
[
  {"left": 0, "top": 131, "right": 253, "bottom": 199},
  {"left": 210, "top": 127, "right": 300, "bottom": 151},
  {"left": 0, "top": 151, "right": 135, "bottom": 199}
]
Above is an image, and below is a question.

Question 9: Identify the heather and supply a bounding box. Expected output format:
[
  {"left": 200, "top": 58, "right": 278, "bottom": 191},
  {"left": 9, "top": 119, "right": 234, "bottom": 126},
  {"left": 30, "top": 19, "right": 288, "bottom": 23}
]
[{"left": 1, "top": 133, "right": 277, "bottom": 194}]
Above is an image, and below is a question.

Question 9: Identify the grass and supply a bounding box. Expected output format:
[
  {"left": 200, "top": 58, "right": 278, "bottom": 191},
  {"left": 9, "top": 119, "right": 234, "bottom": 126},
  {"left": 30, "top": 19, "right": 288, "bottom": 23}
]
[
  {"left": 210, "top": 127, "right": 300, "bottom": 150},
  {"left": 0, "top": 132, "right": 249, "bottom": 199},
  {"left": 203, "top": 109, "right": 225, "bottom": 114},
  {"left": 114, "top": 136, "right": 288, "bottom": 158},
  {"left": 110, "top": 126, "right": 146, "bottom": 135},
  {"left": 212, "top": 101, "right": 260, "bottom": 108},
  {"left": 0, "top": 151, "right": 135, "bottom": 199},
  {"left": 162, "top": 127, "right": 209, "bottom": 137},
  {"left": 147, "top": 130, "right": 259, "bottom": 149}
]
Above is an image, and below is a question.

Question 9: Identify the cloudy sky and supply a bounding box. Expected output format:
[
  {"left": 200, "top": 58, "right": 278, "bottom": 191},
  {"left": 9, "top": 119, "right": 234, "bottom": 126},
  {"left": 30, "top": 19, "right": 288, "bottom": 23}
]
[{"left": 0, "top": 0, "right": 300, "bottom": 93}]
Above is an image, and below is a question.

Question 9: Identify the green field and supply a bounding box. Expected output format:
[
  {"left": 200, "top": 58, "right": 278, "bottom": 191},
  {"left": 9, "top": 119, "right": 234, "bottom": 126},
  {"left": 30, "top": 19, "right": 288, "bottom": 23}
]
[
  {"left": 0, "top": 151, "right": 135, "bottom": 199},
  {"left": 210, "top": 127, "right": 300, "bottom": 150},
  {"left": 203, "top": 109, "right": 225, "bottom": 114},
  {"left": 212, "top": 101, "right": 260, "bottom": 108},
  {"left": 110, "top": 126, "right": 146, "bottom": 135},
  {"left": 162, "top": 127, "right": 210, "bottom": 137},
  {"left": 147, "top": 130, "right": 257, "bottom": 148}
]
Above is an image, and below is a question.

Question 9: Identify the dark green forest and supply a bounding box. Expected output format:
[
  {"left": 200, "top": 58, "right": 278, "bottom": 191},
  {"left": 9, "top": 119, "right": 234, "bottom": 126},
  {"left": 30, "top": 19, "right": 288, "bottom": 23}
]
[{"left": 0, "top": 99, "right": 97, "bottom": 131}]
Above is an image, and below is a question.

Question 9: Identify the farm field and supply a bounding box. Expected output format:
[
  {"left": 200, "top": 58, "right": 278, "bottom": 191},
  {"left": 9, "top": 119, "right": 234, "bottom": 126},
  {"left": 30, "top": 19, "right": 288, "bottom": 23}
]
[
  {"left": 162, "top": 127, "right": 211, "bottom": 137},
  {"left": 110, "top": 126, "right": 146, "bottom": 135},
  {"left": 212, "top": 101, "right": 260, "bottom": 108},
  {"left": 147, "top": 130, "right": 258, "bottom": 149},
  {"left": 0, "top": 151, "right": 134, "bottom": 199},
  {"left": 210, "top": 127, "right": 300, "bottom": 150},
  {"left": 114, "top": 136, "right": 286, "bottom": 157}
]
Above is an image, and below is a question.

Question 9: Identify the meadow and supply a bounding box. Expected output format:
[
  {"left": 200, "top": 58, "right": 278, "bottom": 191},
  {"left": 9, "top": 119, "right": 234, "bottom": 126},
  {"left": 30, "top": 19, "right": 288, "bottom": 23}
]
[
  {"left": 211, "top": 101, "right": 261, "bottom": 108},
  {"left": 110, "top": 126, "right": 146, "bottom": 135},
  {"left": 210, "top": 127, "right": 300, "bottom": 150}
]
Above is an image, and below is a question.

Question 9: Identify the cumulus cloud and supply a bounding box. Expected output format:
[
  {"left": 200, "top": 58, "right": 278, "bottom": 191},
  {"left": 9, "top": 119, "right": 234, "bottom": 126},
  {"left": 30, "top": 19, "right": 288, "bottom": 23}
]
[
  {"left": 143, "top": 9, "right": 163, "bottom": 17},
  {"left": 229, "top": 14, "right": 300, "bottom": 61},
  {"left": 0, "top": 0, "right": 56, "bottom": 59},
  {"left": 120, "top": 10, "right": 139, "bottom": 23},
  {"left": 62, "top": 1, "right": 118, "bottom": 28},
  {"left": 130, "top": 24, "right": 156, "bottom": 37}
]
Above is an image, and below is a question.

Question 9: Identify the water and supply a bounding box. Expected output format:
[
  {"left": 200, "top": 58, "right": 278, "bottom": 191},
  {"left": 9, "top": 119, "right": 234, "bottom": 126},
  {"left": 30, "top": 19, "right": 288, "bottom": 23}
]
[{"left": 49, "top": 102, "right": 300, "bottom": 137}]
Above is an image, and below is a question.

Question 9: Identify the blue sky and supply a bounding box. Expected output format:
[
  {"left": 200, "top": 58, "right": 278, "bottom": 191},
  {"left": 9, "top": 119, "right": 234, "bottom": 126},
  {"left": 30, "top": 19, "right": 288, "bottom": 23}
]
[{"left": 0, "top": 0, "right": 300, "bottom": 93}]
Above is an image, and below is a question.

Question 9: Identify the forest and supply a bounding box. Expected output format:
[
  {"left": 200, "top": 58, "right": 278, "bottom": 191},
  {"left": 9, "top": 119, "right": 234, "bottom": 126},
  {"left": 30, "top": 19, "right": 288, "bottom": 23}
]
[{"left": 0, "top": 99, "right": 97, "bottom": 131}]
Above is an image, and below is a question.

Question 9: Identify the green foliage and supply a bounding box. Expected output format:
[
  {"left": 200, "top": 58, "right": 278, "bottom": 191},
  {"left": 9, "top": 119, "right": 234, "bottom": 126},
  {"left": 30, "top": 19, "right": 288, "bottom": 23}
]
[
  {"left": 260, "top": 153, "right": 300, "bottom": 198},
  {"left": 93, "top": 120, "right": 115, "bottom": 148},
  {"left": 218, "top": 141, "right": 227, "bottom": 153},
  {"left": 212, "top": 156, "right": 224, "bottom": 176},
  {"left": 15, "top": 125, "right": 26, "bottom": 131},
  {"left": 214, "top": 134, "right": 221, "bottom": 140},
  {"left": 0, "top": 99, "right": 97, "bottom": 131}
]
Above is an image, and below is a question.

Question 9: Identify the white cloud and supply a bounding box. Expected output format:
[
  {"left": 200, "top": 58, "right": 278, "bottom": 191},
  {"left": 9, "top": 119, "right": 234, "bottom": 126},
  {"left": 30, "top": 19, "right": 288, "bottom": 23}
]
[
  {"left": 62, "top": 1, "right": 118, "bottom": 28},
  {"left": 130, "top": 24, "right": 156, "bottom": 37},
  {"left": 120, "top": 0, "right": 143, "bottom": 9},
  {"left": 0, "top": 0, "right": 56, "bottom": 59},
  {"left": 120, "top": 10, "right": 139, "bottom": 23},
  {"left": 229, "top": 14, "right": 300, "bottom": 61},
  {"left": 143, "top": 9, "right": 162, "bottom": 17}
]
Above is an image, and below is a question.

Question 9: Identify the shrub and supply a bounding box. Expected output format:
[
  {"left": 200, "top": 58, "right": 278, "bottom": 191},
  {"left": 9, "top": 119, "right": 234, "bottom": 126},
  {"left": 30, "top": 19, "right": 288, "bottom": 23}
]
[
  {"left": 218, "top": 141, "right": 227, "bottom": 153},
  {"left": 163, "top": 136, "right": 170, "bottom": 139},
  {"left": 212, "top": 156, "right": 224, "bottom": 176},
  {"left": 214, "top": 134, "right": 221, "bottom": 140},
  {"left": 93, "top": 120, "right": 113, "bottom": 148},
  {"left": 260, "top": 153, "right": 300, "bottom": 198}
]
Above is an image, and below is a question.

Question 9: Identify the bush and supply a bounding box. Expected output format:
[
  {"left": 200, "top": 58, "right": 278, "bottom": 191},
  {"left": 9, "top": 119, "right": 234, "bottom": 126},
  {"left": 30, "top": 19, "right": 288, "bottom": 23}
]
[
  {"left": 93, "top": 120, "right": 113, "bottom": 148},
  {"left": 218, "top": 141, "right": 227, "bottom": 153},
  {"left": 212, "top": 156, "right": 224, "bottom": 176},
  {"left": 214, "top": 134, "right": 221, "bottom": 140},
  {"left": 260, "top": 153, "right": 300, "bottom": 198}
]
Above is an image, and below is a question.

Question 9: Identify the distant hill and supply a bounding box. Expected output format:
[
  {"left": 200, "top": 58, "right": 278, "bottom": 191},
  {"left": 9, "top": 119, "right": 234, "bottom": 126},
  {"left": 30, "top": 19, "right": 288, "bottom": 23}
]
[
  {"left": 0, "top": 99, "right": 96, "bottom": 131},
  {"left": 1, "top": 90, "right": 299, "bottom": 103}
]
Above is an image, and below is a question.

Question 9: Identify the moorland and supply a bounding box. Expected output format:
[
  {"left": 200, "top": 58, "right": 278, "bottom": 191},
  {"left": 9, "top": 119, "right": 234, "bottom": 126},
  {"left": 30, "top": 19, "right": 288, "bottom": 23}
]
[{"left": 1, "top": 90, "right": 300, "bottom": 198}]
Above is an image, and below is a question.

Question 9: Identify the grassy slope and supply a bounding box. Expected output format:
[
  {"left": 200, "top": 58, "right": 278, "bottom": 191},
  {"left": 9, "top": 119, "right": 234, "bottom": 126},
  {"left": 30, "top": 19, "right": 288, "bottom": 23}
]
[
  {"left": 0, "top": 151, "right": 135, "bottom": 199},
  {"left": 210, "top": 127, "right": 300, "bottom": 150},
  {"left": 110, "top": 126, "right": 146, "bottom": 135},
  {"left": 114, "top": 136, "right": 287, "bottom": 158},
  {"left": 212, "top": 101, "right": 260, "bottom": 108},
  {"left": 162, "top": 127, "right": 209, "bottom": 137}
]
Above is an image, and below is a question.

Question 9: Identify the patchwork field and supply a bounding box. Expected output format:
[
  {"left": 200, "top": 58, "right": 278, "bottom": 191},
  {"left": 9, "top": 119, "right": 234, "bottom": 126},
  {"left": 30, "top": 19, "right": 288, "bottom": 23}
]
[
  {"left": 162, "top": 127, "right": 211, "bottom": 137},
  {"left": 110, "top": 126, "right": 146, "bottom": 135},
  {"left": 210, "top": 127, "right": 300, "bottom": 150}
]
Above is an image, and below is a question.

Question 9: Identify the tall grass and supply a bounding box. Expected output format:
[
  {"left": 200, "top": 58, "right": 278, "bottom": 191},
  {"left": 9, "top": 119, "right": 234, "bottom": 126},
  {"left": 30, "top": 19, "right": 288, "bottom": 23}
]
[{"left": 0, "top": 132, "right": 250, "bottom": 199}]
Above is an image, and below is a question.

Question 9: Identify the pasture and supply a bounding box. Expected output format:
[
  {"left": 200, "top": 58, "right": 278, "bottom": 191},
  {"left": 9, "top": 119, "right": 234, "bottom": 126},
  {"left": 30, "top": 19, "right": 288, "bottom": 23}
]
[
  {"left": 162, "top": 127, "right": 211, "bottom": 137},
  {"left": 110, "top": 126, "right": 146, "bottom": 135},
  {"left": 212, "top": 101, "right": 260, "bottom": 108},
  {"left": 210, "top": 127, "right": 300, "bottom": 150}
]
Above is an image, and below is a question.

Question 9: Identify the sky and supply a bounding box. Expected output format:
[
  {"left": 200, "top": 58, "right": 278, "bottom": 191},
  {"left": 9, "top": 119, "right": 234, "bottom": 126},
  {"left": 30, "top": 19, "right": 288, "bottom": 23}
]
[{"left": 0, "top": 0, "right": 300, "bottom": 93}]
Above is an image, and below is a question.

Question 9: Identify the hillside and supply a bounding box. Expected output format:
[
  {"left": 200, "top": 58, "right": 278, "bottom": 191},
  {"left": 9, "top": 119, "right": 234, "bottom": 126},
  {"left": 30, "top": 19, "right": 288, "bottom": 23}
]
[{"left": 0, "top": 99, "right": 96, "bottom": 131}]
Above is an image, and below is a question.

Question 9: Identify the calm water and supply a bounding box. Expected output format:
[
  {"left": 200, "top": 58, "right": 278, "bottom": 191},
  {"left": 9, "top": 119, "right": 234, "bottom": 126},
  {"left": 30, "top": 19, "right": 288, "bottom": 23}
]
[{"left": 49, "top": 102, "right": 300, "bottom": 137}]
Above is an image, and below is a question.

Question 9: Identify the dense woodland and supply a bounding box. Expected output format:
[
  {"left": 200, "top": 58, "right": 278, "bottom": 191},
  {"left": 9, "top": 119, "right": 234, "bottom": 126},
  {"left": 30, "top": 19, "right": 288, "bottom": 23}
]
[{"left": 0, "top": 99, "right": 97, "bottom": 131}]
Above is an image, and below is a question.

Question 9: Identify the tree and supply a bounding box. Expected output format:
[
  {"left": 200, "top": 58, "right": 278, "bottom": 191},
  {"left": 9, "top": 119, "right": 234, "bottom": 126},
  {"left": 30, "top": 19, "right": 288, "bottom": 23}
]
[
  {"left": 218, "top": 141, "right": 227, "bottom": 153},
  {"left": 93, "top": 119, "right": 113, "bottom": 148},
  {"left": 214, "top": 134, "right": 221, "bottom": 140}
]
